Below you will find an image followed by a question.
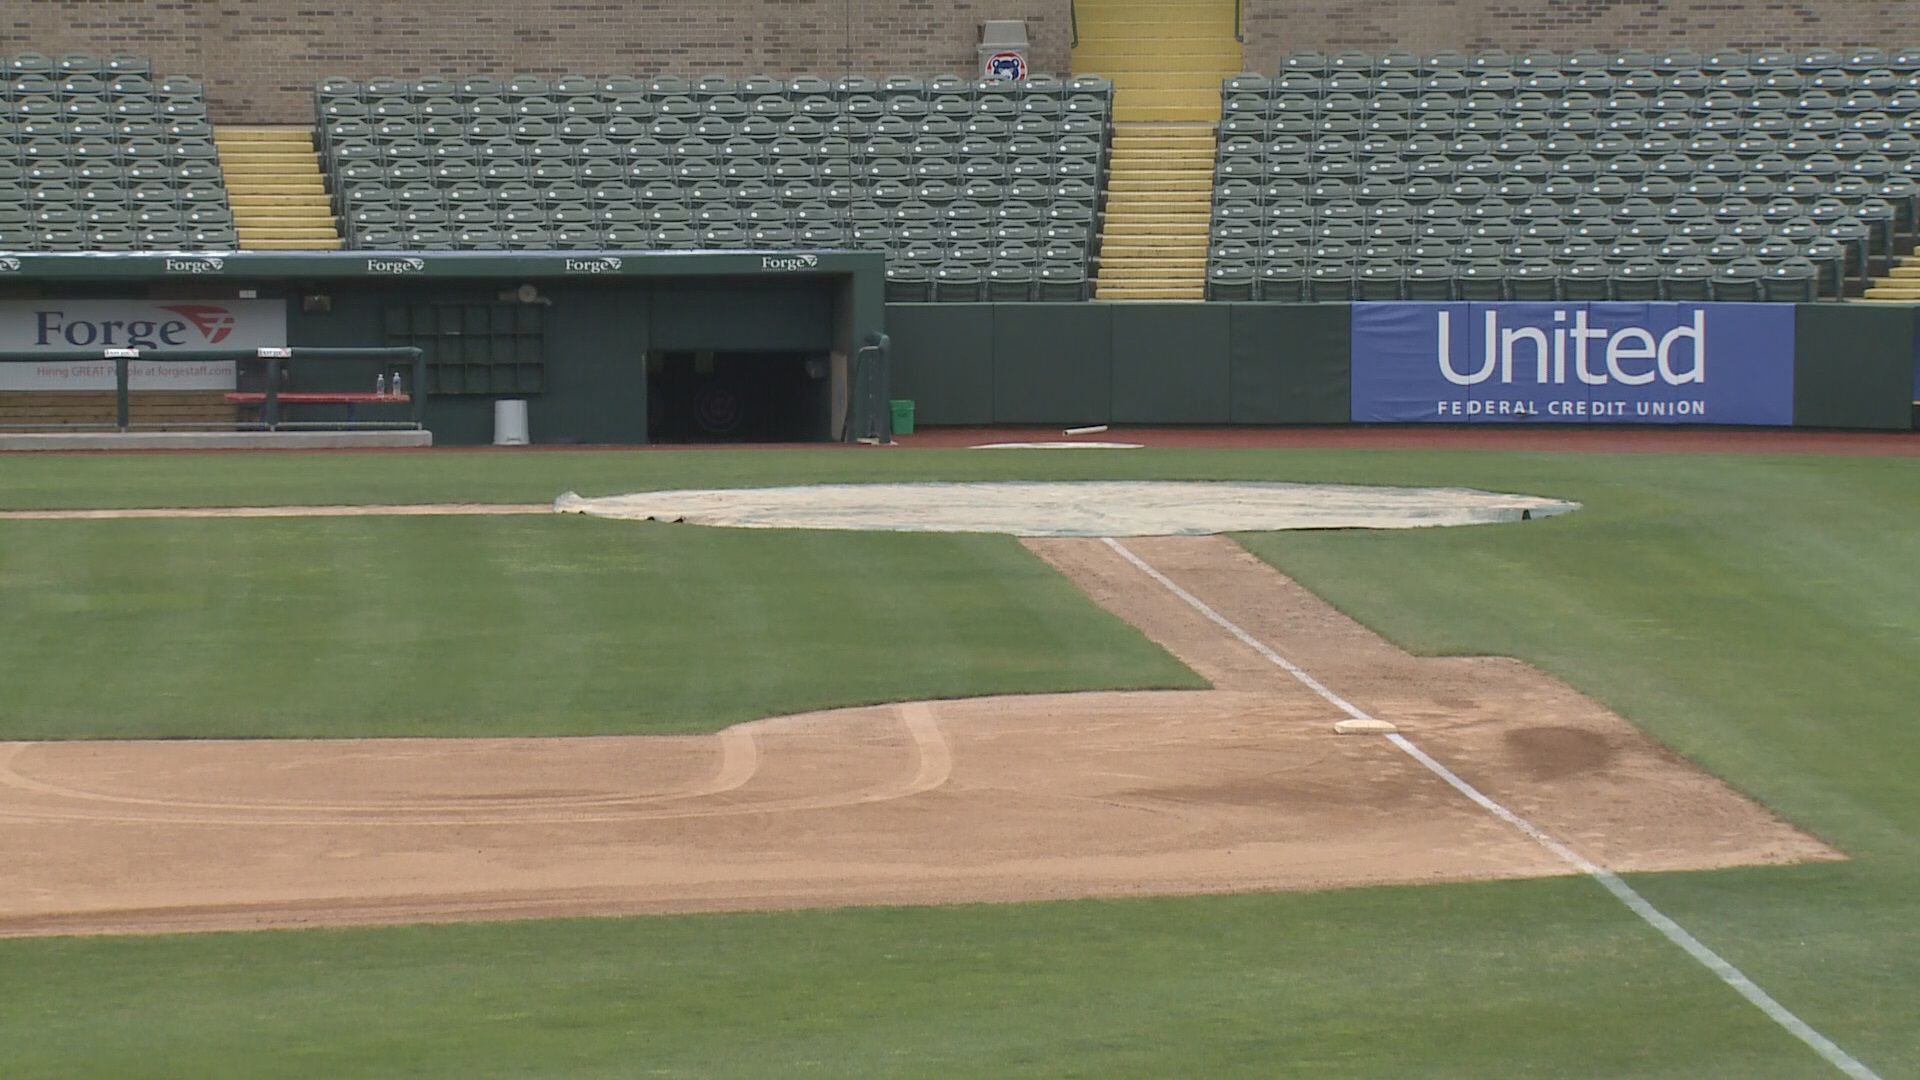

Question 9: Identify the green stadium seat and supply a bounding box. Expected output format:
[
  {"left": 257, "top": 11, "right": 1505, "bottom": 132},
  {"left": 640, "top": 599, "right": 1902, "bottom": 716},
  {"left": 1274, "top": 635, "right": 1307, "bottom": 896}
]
[{"left": 884, "top": 264, "right": 931, "bottom": 301}]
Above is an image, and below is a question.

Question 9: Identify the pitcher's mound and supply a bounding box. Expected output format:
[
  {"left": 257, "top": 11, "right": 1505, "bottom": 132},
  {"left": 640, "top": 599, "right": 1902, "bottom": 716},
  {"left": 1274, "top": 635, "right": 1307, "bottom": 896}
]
[{"left": 555, "top": 481, "right": 1579, "bottom": 537}]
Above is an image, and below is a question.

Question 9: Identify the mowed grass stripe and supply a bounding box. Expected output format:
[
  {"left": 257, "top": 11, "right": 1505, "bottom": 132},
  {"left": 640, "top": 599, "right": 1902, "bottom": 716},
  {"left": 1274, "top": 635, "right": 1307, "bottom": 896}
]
[
  {"left": 0, "top": 515, "right": 1202, "bottom": 739},
  {"left": 0, "top": 882, "right": 1841, "bottom": 1080}
]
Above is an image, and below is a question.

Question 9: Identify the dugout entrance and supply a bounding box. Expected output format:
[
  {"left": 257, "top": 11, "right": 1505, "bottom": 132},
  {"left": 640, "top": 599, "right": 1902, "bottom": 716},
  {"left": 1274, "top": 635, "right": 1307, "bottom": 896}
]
[{"left": 646, "top": 349, "right": 831, "bottom": 443}]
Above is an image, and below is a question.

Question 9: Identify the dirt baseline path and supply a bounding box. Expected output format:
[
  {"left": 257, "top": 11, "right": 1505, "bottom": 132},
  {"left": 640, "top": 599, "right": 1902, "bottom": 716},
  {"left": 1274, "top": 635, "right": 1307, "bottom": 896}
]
[{"left": 0, "top": 536, "right": 1834, "bottom": 938}]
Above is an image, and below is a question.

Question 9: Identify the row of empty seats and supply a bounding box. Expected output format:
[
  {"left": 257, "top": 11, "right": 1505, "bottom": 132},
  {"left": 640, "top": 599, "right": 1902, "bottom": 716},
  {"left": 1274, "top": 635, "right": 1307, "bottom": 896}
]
[
  {"left": 1207, "top": 48, "right": 1920, "bottom": 301},
  {"left": 1266, "top": 48, "right": 1920, "bottom": 74},
  {"left": 318, "top": 74, "right": 1114, "bottom": 300},
  {"left": 2, "top": 54, "right": 234, "bottom": 250}
]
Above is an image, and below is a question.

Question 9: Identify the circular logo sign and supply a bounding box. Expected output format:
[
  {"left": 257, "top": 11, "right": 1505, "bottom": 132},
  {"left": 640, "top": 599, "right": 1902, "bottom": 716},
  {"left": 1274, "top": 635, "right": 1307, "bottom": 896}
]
[{"left": 985, "top": 51, "right": 1027, "bottom": 81}]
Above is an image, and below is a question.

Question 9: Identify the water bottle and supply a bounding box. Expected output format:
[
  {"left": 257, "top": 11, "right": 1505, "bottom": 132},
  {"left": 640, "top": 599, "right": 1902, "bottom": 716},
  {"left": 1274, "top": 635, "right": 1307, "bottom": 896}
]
[
  {"left": 391, "top": 372, "right": 403, "bottom": 397},
  {"left": 376, "top": 373, "right": 387, "bottom": 396}
]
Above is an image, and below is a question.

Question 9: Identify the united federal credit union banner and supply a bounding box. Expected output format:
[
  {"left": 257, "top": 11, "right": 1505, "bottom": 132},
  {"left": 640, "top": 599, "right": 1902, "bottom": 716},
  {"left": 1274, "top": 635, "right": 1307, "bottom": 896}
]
[
  {"left": 0, "top": 299, "right": 288, "bottom": 391},
  {"left": 1350, "top": 302, "right": 1796, "bottom": 425}
]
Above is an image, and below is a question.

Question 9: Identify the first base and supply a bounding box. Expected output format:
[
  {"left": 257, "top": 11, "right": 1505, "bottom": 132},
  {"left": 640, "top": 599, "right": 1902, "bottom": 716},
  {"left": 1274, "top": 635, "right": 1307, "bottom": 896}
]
[{"left": 1334, "top": 718, "right": 1398, "bottom": 735}]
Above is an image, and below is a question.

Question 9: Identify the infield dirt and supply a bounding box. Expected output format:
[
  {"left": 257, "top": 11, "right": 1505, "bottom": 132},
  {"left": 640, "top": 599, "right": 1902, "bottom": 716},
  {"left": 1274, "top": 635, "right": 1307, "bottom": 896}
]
[{"left": 0, "top": 535, "right": 1835, "bottom": 938}]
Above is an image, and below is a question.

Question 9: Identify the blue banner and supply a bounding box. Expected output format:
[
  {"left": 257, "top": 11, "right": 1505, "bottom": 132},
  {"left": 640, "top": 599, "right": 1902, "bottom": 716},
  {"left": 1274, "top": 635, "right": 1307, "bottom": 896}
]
[{"left": 1351, "top": 302, "right": 1797, "bottom": 425}]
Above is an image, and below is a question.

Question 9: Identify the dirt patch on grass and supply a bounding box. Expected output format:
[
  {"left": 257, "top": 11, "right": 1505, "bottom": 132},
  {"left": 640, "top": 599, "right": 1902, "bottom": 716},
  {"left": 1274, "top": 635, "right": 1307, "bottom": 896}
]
[{"left": 0, "top": 536, "right": 1835, "bottom": 938}]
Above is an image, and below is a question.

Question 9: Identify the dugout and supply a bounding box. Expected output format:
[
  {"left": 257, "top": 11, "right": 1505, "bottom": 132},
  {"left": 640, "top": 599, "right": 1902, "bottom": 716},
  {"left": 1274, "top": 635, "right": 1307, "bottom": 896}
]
[{"left": 0, "top": 250, "right": 887, "bottom": 445}]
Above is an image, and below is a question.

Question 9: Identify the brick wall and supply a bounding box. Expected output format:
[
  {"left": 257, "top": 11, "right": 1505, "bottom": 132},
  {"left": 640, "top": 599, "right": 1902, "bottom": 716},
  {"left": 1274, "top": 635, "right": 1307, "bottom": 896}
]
[
  {"left": 1, "top": 0, "right": 1068, "bottom": 122},
  {"left": 1242, "top": 1, "right": 1920, "bottom": 71}
]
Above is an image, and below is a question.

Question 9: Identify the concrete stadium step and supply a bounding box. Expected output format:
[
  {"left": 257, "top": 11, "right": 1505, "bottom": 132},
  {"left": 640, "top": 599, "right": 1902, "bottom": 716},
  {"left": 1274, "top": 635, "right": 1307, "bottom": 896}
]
[
  {"left": 1101, "top": 243, "right": 1207, "bottom": 253},
  {"left": 1099, "top": 260, "right": 1210, "bottom": 274},
  {"left": 1100, "top": 228, "right": 1214, "bottom": 240},
  {"left": 1109, "top": 157, "right": 1213, "bottom": 172},
  {"left": 228, "top": 194, "right": 333, "bottom": 208},
  {"left": 233, "top": 205, "right": 334, "bottom": 220},
  {"left": 1105, "top": 174, "right": 1205, "bottom": 189},
  {"left": 1113, "top": 103, "right": 1222, "bottom": 123},
  {"left": 238, "top": 226, "right": 339, "bottom": 239},
  {"left": 1107, "top": 171, "right": 1213, "bottom": 185},
  {"left": 1112, "top": 136, "right": 1218, "bottom": 153},
  {"left": 218, "top": 155, "right": 322, "bottom": 169},
  {"left": 1112, "top": 125, "right": 1217, "bottom": 137},
  {"left": 1078, "top": 0, "right": 1233, "bottom": 299},
  {"left": 1105, "top": 199, "right": 1213, "bottom": 211},
  {"left": 220, "top": 159, "right": 321, "bottom": 174},
  {"left": 239, "top": 214, "right": 335, "bottom": 228},
  {"left": 239, "top": 238, "right": 344, "bottom": 251},
  {"left": 1095, "top": 286, "right": 1207, "bottom": 300},
  {"left": 1107, "top": 182, "right": 1212, "bottom": 196},
  {"left": 215, "top": 141, "right": 316, "bottom": 152},
  {"left": 1101, "top": 237, "right": 1210, "bottom": 249},
  {"left": 1115, "top": 88, "right": 1220, "bottom": 107},
  {"left": 1102, "top": 260, "right": 1208, "bottom": 272},
  {"left": 1861, "top": 287, "right": 1920, "bottom": 300},
  {"left": 1097, "top": 277, "right": 1205, "bottom": 290},
  {"left": 228, "top": 180, "right": 328, "bottom": 194},
  {"left": 1107, "top": 180, "right": 1213, "bottom": 195},
  {"left": 1076, "top": 0, "right": 1235, "bottom": 15},
  {"left": 1101, "top": 223, "right": 1208, "bottom": 238},
  {"left": 1885, "top": 264, "right": 1920, "bottom": 277},
  {"left": 1079, "top": 20, "right": 1232, "bottom": 38},
  {"left": 1074, "top": 45, "right": 1243, "bottom": 66},
  {"left": 1102, "top": 217, "right": 1211, "bottom": 229},
  {"left": 1101, "top": 235, "right": 1209, "bottom": 248},
  {"left": 1105, "top": 205, "right": 1212, "bottom": 217},
  {"left": 215, "top": 142, "right": 317, "bottom": 153},
  {"left": 1105, "top": 71, "right": 1239, "bottom": 92},
  {"left": 1105, "top": 215, "right": 1212, "bottom": 226},
  {"left": 1095, "top": 265, "right": 1210, "bottom": 275},
  {"left": 214, "top": 132, "right": 314, "bottom": 148},
  {"left": 214, "top": 126, "right": 311, "bottom": 139},
  {"left": 217, "top": 123, "right": 343, "bottom": 252}
]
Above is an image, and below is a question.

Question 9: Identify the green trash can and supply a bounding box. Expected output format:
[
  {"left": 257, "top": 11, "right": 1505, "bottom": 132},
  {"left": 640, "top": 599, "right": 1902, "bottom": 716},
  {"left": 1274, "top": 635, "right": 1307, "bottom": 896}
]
[{"left": 889, "top": 399, "right": 915, "bottom": 436}]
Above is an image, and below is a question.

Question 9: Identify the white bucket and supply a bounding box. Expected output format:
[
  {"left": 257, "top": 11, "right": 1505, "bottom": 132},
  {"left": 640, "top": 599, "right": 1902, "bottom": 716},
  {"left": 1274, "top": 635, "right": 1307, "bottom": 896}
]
[{"left": 493, "top": 399, "right": 530, "bottom": 446}]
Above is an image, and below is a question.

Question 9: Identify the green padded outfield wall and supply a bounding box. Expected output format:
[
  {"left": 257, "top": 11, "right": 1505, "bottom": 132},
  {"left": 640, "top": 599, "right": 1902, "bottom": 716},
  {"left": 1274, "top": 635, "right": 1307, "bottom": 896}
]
[
  {"left": 990, "top": 304, "right": 1114, "bottom": 424},
  {"left": 886, "top": 303, "right": 1352, "bottom": 426},
  {"left": 885, "top": 304, "right": 995, "bottom": 424},
  {"left": 1792, "top": 303, "right": 1918, "bottom": 430},
  {"left": 1226, "top": 304, "right": 1351, "bottom": 424},
  {"left": 1112, "top": 304, "right": 1230, "bottom": 423},
  {"left": 890, "top": 302, "right": 1914, "bottom": 431}
]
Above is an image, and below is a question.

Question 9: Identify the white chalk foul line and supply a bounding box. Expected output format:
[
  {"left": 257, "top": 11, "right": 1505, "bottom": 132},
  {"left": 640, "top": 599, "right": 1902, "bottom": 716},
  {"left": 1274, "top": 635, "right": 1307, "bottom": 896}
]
[{"left": 1100, "top": 537, "right": 1880, "bottom": 1080}]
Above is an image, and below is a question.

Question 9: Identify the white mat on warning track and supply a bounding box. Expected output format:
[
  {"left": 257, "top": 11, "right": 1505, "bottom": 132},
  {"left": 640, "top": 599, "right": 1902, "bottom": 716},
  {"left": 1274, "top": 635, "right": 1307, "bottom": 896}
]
[{"left": 553, "top": 481, "right": 1579, "bottom": 537}]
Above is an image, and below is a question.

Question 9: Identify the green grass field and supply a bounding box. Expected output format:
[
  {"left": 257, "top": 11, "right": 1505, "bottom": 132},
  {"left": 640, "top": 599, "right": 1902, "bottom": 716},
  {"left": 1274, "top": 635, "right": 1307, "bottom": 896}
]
[
  {"left": 1, "top": 447, "right": 1915, "bottom": 1077},
  {"left": 0, "top": 515, "right": 1200, "bottom": 739}
]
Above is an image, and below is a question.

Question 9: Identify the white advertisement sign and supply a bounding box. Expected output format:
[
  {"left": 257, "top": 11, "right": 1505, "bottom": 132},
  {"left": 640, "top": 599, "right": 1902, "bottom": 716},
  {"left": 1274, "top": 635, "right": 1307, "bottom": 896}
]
[{"left": 0, "top": 299, "right": 287, "bottom": 391}]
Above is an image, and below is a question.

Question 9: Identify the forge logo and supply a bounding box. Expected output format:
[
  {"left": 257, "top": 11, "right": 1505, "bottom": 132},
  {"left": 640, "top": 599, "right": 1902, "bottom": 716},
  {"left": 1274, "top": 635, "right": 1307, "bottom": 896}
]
[
  {"left": 33, "top": 304, "right": 239, "bottom": 349},
  {"left": 367, "top": 257, "right": 427, "bottom": 274},
  {"left": 761, "top": 254, "right": 819, "bottom": 271},
  {"left": 162, "top": 256, "right": 226, "bottom": 274},
  {"left": 158, "top": 304, "right": 238, "bottom": 344},
  {"left": 564, "top": 256, "right": 623, "bottom": 273}
]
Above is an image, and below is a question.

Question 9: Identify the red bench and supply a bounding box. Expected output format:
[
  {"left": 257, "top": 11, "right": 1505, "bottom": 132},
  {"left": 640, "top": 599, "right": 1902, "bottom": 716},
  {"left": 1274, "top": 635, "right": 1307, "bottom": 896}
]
[
  {"left": 224, "top": 393, "right": 411, "bottom": 405},
  {"left": 226, "top": 391, "right": 413, "bottom": 425}
]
